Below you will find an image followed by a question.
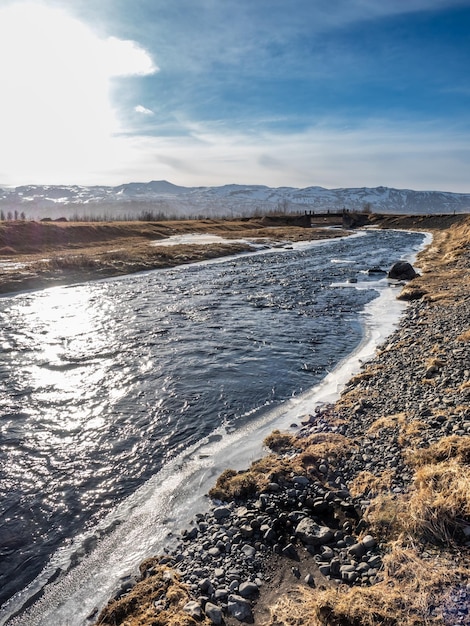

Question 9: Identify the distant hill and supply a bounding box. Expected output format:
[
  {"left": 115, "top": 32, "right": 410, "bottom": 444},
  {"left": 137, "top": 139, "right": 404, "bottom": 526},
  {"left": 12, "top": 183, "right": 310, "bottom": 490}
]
[{"left": 0, "top": 180, "right": 469, "bottom": 220}]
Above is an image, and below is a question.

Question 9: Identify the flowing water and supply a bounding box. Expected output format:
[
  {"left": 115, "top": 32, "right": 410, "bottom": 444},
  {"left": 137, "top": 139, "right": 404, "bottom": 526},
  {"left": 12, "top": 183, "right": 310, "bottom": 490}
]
[{"left": 0, "top": 229, "right": 425, "bottom": 624}]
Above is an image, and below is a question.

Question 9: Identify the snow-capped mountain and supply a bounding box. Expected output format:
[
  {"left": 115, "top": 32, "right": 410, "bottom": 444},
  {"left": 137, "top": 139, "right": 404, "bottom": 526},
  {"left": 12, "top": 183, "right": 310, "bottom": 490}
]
[{"left": 0, "top": 181, "right": 469, "bottom": 220}]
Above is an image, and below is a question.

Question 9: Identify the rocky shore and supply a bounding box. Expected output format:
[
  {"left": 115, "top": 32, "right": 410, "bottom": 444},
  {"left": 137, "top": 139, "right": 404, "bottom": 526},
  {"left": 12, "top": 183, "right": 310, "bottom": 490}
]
[{"left": 94, "top": 217, "right": 470, "bottom": 626}]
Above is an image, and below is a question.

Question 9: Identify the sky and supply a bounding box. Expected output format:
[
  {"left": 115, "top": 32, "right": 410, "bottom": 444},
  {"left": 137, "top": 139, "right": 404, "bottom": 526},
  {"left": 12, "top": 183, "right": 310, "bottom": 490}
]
[{"left": 0, "top": 0, "right": 469, "bottom": 191}]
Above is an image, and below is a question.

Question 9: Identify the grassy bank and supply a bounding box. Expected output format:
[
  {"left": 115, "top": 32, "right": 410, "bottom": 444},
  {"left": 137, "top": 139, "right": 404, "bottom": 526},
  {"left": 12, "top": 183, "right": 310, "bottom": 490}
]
[{"left": 0, "top": 216, "right": 349, "bottom": 294}]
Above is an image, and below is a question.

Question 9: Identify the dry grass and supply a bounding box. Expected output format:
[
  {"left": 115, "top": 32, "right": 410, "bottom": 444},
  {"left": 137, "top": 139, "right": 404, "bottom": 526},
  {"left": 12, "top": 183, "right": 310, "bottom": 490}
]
[
  {"left": 407, "top": 436, "right": 470, "bottom": 466},
  {"left": 349, "top": 470, "right": 396, "bottom": 498},
  {"left": 366, "top": 455, "right": 470, "bottom": 546},
  {"left": 208, "top": 453, "right": 302, "bottom": 501},
  {"left": 267, "top": 545, "right": 466, "bottom": 626},
  {"left": 366, "top": 413, "right": 427, "bottom": 448},
  {"left": 264, "top": 430, "right": 297, "bottom": 453},
  {"left": 402, "top": 460, "right": 470, "bottom": 544},
  {"left": 95, "top": 560, "right": 209, "bottom": 626},
  {"left": 367, "top": 413, "right": 407, "bottom": 435},
  {"left": 402, "top": 216, "right": 470, "bottom": 304},
  {"left": 299, "top": 433, "right": 353, "bottom": 470},
  {"left": 346, "top": 365, "right": 383, "bottom": 386},
  {"left": 365, "top": 494, "right": 401, "bottom": 538},
  {"left": 457, "top": 329, "right": 470, "bottom": 342},
  {"left": 208, "top": 466, "right": 267, "bottom": 500},
  {"left": 209, "top": 432, "right": 353, "bottom": 501}
]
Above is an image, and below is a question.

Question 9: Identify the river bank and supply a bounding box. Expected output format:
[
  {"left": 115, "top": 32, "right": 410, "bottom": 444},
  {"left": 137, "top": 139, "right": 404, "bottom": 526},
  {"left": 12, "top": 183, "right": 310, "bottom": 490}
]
[
  {"left": 0, "top": 216, "right": 349, "bottom": 294},
  {"left": 0, "top": 213, "right": 466, "bottom": 295},
  {"left": 94, "top": 216, "right": 470, "bottom": 626}
]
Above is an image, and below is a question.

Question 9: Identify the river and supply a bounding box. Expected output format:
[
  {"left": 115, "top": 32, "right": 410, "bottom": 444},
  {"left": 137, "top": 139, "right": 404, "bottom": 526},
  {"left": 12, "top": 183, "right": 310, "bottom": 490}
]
[{"left": 0, "top": 229, "right": 426, "bottom": 625}]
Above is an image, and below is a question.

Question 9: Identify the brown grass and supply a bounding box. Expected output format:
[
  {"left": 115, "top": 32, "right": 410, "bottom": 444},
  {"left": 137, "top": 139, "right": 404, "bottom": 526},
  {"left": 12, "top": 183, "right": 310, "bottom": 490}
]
[
  {"left": 349, "top": 470, "right": 396, "bottom": 498},
  {"left": 407, "top": 436, "right": 470, "bottom": 466},
  {"left": 401, "top": 216, "right": 470, "bottom": 304},
  {"left": 264, "top": 430, "right": 297, "bottom": 453},
  {"left": 402, "top": 460, "right": 470, "bottom": 544},
  {"left": 267, "top": 545, "right": 467, "bottom": 626},
  {"left": 209, "top": 432, "right": 353, "bottom": 501},
  {"left": 457, "top": 329, "right": 470, "bottom": 342},
  {"left": 208, "top": 466, "right": 265, "bottom": 500},
  {"left": 366, "top": 413, "right": 427, "bottom": 448},
  {"left": 366, "top": 456, "right": 470, "bottom": 546},
  {"left": 95, "top": 560, "right": 209, "bottom": 626},
  {"left": 299, "top": 433, "right": 354, "bottom": 470}
]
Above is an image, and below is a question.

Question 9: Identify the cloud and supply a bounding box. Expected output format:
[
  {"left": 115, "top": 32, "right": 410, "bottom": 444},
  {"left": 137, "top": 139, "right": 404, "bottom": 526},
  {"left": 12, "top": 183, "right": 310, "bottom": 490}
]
[
  {"left": 134, "top": 105, "right": 155, "bottom": 116},
  {"left": 122, "top": 118, "right": 470, "bottom": 193},
  {"left": 0, "top": 1, "right": 157, "bottom": 184}
]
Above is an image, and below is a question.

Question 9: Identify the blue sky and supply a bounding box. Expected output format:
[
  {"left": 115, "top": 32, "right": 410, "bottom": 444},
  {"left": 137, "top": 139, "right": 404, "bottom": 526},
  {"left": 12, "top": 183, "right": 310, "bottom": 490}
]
[{"left": 0, "top": 0, "right": 469, "bottom": 191}]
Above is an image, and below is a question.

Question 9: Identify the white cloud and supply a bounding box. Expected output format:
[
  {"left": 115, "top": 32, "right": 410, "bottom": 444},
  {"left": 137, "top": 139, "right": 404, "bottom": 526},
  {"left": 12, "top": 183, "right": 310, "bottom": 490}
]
[
  {"left": 116, "top": 119, "right": 470, "bottom": 193},
  {"left": 134, "top": 105, "right": 155, "bottom": 116},
  {"left": 0, "top": 1, "right": 157, "bottom": 185}
]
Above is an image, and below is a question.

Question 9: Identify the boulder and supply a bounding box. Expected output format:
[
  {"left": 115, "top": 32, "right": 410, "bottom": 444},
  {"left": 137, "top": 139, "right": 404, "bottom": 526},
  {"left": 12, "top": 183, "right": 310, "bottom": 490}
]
[
  {"left": 228, "top": 594, "right": 254, "bottom": 622},
  {"left": 387, "top": 261, "right": 418, "bottom": 281},
  {"left": 238, "top": 581, "right": 259, "bottom": 598},
  {"left": 183, "top": 600, "right": 202, "bottom": 620},
  {"left": 205, "top": 602, "right": 224, "bottom": 625},
  {"left": 295, "top": 518, "right": 333, "bottom": 546}
]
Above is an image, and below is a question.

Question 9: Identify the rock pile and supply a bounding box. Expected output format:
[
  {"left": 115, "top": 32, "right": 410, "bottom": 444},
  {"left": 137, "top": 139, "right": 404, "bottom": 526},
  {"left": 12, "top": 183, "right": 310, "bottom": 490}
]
[{"left": 164, "top": 473, "right": 383, "bottom": 624}]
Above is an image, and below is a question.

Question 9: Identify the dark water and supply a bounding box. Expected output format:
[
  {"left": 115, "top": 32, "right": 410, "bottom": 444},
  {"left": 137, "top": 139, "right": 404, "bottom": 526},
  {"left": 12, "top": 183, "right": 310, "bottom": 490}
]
[{"left": 0, "top": 229, "right": 424, "bottom": 615}]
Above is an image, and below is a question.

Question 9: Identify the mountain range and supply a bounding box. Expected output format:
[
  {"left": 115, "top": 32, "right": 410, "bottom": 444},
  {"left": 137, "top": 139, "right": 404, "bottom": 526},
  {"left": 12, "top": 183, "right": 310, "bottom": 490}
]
[{"left": 0, "top": 181, "right": 469, "bottom": 220}]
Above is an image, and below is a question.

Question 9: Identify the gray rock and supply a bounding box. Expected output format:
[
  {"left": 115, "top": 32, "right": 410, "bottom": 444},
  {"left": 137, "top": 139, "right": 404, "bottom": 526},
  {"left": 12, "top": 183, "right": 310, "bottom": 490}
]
[
  {"left": 361, "top": 534, "right": 376, "bottom": 549},
  {"left": 368, "top": 555, "right": 382, "bottom": 568},
  {"left": 281, "top": 543, "right": 299, "bottom": 560},
  {"left": 213, "top": 506, "right": 231, "bottom": 520},
  {"left": 348, "top": 542, "right": 366, "bottom": 559},
  {"left": 330, "top": 558, "right": 341, "bottom": 576},
  {"left": 228, "top": 594, "right": 254, "bottom": 622},
  {"left": 205, "top": 601, "right": 224, "bottom": 625},
  {"left": 293, "top": 475, "right": 310, "bottom": 486},
  {"left": 214, "top": 588, "right": 229, "bottom": 601},
  {"left": 208, "top": 547, "right": 220, "bottom": 557},
  {"left": 200, "top": 578, "right": 214, "bottom": 595},
  {"left": 242, "top": 544, "right": 256, "bottom": 557},
  {"left": 239, "top": 581, "right": 259, "bottom": 598},
  {"left": 183, "top": 600, "right": 202, "bottom": 619},
  {"left": 388, "top": 261, "right": 418, "bottom": 280},
  {"left": 295, "top": 518, "right": 333, "bottom": 546},
  {"left": 319, "top": 546, "right": 334, "bottom": 561},
  {"left": 318, "top": 564, "right": 330, "bottom": 576}
]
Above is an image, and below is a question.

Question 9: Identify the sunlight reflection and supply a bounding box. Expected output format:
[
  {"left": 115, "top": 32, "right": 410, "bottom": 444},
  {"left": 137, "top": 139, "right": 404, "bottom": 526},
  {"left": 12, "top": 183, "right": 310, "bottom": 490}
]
[{"left": 18, "top": 285, "right": 117, "bottom": 433}]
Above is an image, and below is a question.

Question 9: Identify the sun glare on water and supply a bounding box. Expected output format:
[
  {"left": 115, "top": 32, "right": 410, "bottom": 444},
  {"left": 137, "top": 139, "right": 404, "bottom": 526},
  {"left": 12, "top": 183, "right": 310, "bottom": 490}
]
[{"left": 17, "top": 285, "right": 116, "bottom": 433}]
